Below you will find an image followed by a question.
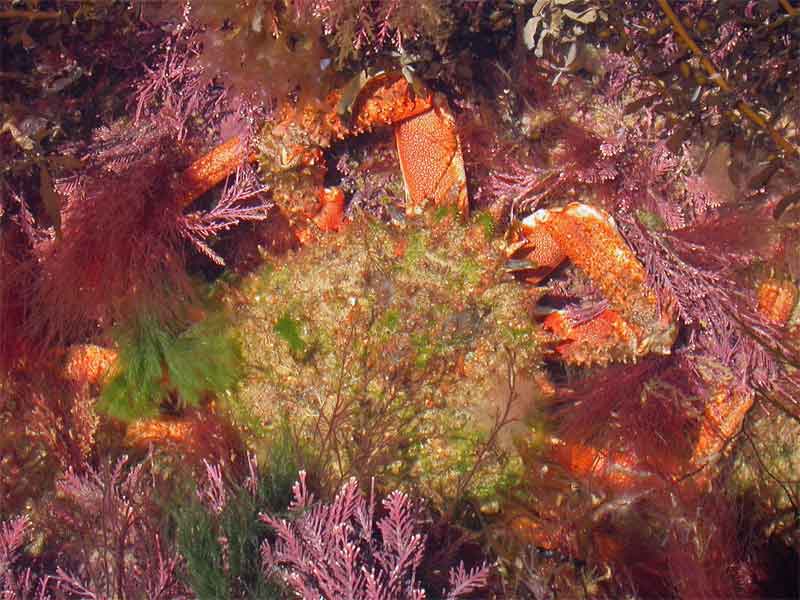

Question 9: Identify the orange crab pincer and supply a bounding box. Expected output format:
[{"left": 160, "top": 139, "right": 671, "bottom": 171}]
[
  {"left": 324, "top": 71, "right": 467, "bottom": 217},
  {"left": 393, "top": 94, "right": 468, "bottom": 217},
  {"left": 517, "top": 202, "right": 678, "bottom": 365}
]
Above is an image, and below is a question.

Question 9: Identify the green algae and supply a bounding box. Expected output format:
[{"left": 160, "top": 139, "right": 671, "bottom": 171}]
[
  {"left": 100, "top": 305, "right": 242, "bottom": 421},
  {"left": 273, "top": 314, "right": 309, "bottom": 357}
]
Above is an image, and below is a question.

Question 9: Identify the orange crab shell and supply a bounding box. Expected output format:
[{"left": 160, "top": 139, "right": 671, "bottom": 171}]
[
  {"left": 334, "top": 73, "right": 468, "bottom": 217},
  {"left": 277, "top": 72, "right": 468, "bottom": 218}
]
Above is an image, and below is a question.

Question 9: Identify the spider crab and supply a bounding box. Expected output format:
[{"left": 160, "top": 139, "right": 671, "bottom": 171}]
[
  {"left": 234, "top": 70, "right": 767, "bottom": 503},
  {"left": 70, "top": 72, "right": 762, "bottom": 505}
]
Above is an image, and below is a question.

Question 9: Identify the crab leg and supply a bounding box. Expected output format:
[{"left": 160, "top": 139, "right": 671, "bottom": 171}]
[
  {"left": 538, "top": 273, "right": 798, "bottom": 504},
  {"left": 172, "top": 136, "right": 252, "bottom": 209},
  {"left": 692, "top": 279, "right": 798, "bottom": 468}
]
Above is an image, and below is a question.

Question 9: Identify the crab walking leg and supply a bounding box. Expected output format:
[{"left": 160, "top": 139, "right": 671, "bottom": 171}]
[
  {"left": 395, "top": 95, "right": 469, "bottom": 218},
  {"left": 757, "top": 278, "right": 798, "bottom": 326},
  {"left": 172, "top": 135, "right": 252, "bottom": 209},
  {"left": 691, "top": 386, "right": 754, "bottom": 471},
  {"left": 522, "top": 203, "right": 677, "bottom": 360},
  {"left": 692, "top": 278, "right": 798, "bottom": 469}
]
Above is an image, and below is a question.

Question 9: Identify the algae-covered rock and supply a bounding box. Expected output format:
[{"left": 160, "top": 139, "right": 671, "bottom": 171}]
[
  {"left": 731, "top": 406, "right": 800, "bottom": 546},
  {"left": 233, "top": 213, "right": 548, "bottom": 506}
]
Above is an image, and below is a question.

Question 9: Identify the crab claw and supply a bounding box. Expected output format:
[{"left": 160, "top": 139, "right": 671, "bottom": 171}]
[
  {"left": 520, "top": 203, "right": 677, "bottom": 363},
  {"left": 507, "top": 223, "right": 567, "bottom": 284},
  {"left": 342, "top": 72, "right": 468, "bottom": 217},
  {"left": 395, "top": 94, "right": 469, "bottom": 218}
]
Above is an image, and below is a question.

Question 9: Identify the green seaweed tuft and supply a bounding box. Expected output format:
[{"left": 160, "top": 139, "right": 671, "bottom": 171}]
[
  {"left": 100, "top": 306, "right": 241, "bottom": 421},
  {"left": 273, "top": 314, "right": 308, "bottom": 357},
  {"left": 174, "top": 425, "right": 299, "bottom": 599},
  {"left": 473, "top": 211, "right": 497, "bottom": 240}
]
